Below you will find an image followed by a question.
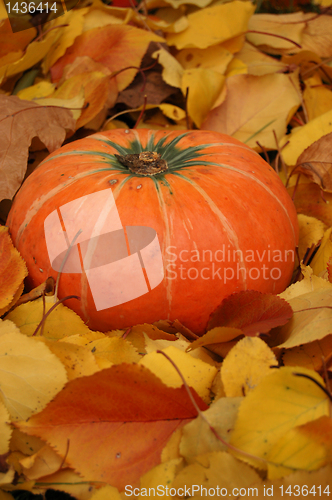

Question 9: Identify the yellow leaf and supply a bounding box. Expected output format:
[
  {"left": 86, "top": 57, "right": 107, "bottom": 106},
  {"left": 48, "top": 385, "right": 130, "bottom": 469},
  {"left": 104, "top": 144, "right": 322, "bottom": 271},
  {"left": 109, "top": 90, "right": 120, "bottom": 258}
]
[
  {"left": 139, "top": 345, "right": 217, "bottom": 403},
  {"left": 180, "top": 397, "right": 242, "bottom": 462},
  {"left": 16, "top": 81, "right": 56, "bottom": 100},
  {"left": 0, "top": 400, "right": 11, "bottom": 455},
  {"left": 247, "top": 12, "right": 307, "bottom": 53},
  {"left": 221, "top": 337, "right": 277, "bottom": 397},
  {"left": 203, "top": 72, "right": 301, "bottom": 149},
  {"left": 0, "top": 226, "right": 27, "bottom": 311},
  {"left": 235, "top": 41, "right": 287, "bottom": 76},
  {"left": 182, "top": 68, "right": 225, "bottom": 127},
  {"left": 0, "top": 319, "right": 67, "bottom": 420},
  {"left": 282, "top": 334, "right": 332, "bottom": 371},
  {"left": 267, "top": 416, "right": 332, "bottom": 479},
  {"left": 6, "top": 296, "right": 91, "bottom": 340},
  {"left": 19, "top": 445, "right": 63, "bottom": 480},
  {"left": 166, "top": 1, "right": 255, "bottom": 50},
  {"left": 277, "top": 287, "right": 332, "bottom": 348},
  {"left": 230, "top": 367, "right": 329, "bottom": 469},
  {"left": 301, "top": 14, "right": 332, "bottom": 58},
  {"left": 172, "top": 451, "right": 261, "bottom": 493},
  {"left": 226, "top": 57, "right": 247, "bottom": 77},
  {"left": 89, "top": 485, "right": 122, "bottom": 500},
  {"left": 0, "top": 28, "right": 61, "bottom": 83},
  {"left": 161, "top": 428, "right": 182, "bottom": 463},
  {"left": 42, "top": 339, "right": 100, "bottom": 380},
  {"left": 33, "top": 91, "right": 84, "bottom": 122},
  {"left": 59, "top": 330, "right": 106, "bottom": 346},
  {"left": 279, "top": 265, "right": 332, "bottom": 302},
  {"left": 162, "top": 0, "right": 213, "bottom": 8},
  {"left": 297, "top": 214, "right": 326, "bottom": 264},
  {"left": 188, "top": 327, "right": 243, "bottom": 350},
  {"left": 89, "top": 336, "right": 141, "bottom": 364},
  {"left": 140, "top": 458, "right": 183, "bottom": 495},
  {"left": 175, "top": 45, "right": 233, "bottom": 74},
  {"left": 153, "top": 48, "right": 184, "bottom": 88},
  {"left": 42, "top": 9, "right": 89, "bottom": 73},
  {"left": 145, "top": 8, "right": 188, "bottom": 34},
  {"left": 303, "top": 74, "right": 332, "bottom": 121},
  {"left": 280, "top": 109, "right": 332, "bottom": 165},
  {"left": 310, "top": 227, "right": 332, "bottom": 279}
]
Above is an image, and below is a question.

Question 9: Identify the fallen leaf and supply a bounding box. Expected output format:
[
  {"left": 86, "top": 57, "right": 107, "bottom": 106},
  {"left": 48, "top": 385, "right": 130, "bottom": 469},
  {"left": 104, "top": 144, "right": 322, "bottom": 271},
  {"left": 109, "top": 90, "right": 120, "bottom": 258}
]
[
  {"left": 310, "top": 227, "right": 332, "bottom": 279},
  {"left": 207, "top": 290, "right": 293, "bottom": 336},
  {"left": 292, "top": 132, "right": 332, "bottom": 192},
  {"left": 0, "top": 226, "right": 27, "bottom": 312},
  {"left": 247, "top": 12, "right": 307, "bottom": 54},
  {"left": 267, "top": 415, "right": 332, "bottom": 479},
  {"left": 221, "top": 337, "right": 277, "bottom": 397},
  {"left": 303, "top": 73, "right": 332, "bottom": 121},
  {"left": 0, "top": 319, "right": 67, "bottom": 421},
  {"left": 235, "top": 41, "right": 287, "bottom": 75},
  {"left": 297, "top": 214, "right": 326, "bottom": 264},
  {"left": 89, "top": 336, "right": 141, "bottom": 365},
  {"left": 175, "top": 45, "right": 233, "bottom": 74},
  {"left": 139, "top": 345, "right": 218, "bottom": 403},
  {"left": 179, "top": 397, "right": 243, "bottom": 462},
  {"left": 140, "top": 458, "right": 183, "bottom": 493},
  {"left": 19, "top": 445, "right": 63, "bottom": 480},
  {"left": 0, "top": 95, "right": 75, "bottom": 201},
  {"left": 16, "top": 80, "right": 56, "bottom": 100},
  {"left": 182, "top": 68, "right": 225, "bottom": 127},
  {"left": 0, "top": 19, "right": 36, "bottom": 60},
  {"left": 230, "top": 367, "right": 329, "bottom": 469},
  {"left": 166, "top": 1, "right": 255, "bottom": 49},
  {"left": 41, "top": 8, "right": 89, "bottom": 73},
  {"left": 301, "top": 14, "right": 332, "bottom": 57},
  {"left": 282, "top": 335, "right": 332, "bottom": 373},
  {"left": 6, "top": 296, "right": 91, "bottom": 339},
  {"left": 281, "top": 109, "right": 332, "bottom": 166},
  {"left": 276, "top": 287, "right": 332, "bottom": 348},
  {"left": 42, "top": 339, "right": 100, "bottom": 380},
  {"left": 289, "top": 182, "right": 332, "bottom": 227},
  {"left": 171, "top": 451, "right": 261, "bottom": 493},
  {"left": 279, "top": 265, "right": 332, "bottom": 302},
  {"left": 202, "top": 72, "right": 301, "bottom": 149},
  {"left": 50, "top": 24, "right": 164, "bottom": 91},
  {"left": 0, "top": 400, "right": 11, "bottom": 455},
  {"left": 117, "top": 70, "right": 176, "bottom": 108},
  {"left": 17, "top": 364, "right": 208, "bottom": 489},
  {"left": 153, "top": 48, "right": 184, "bottom": 88}
]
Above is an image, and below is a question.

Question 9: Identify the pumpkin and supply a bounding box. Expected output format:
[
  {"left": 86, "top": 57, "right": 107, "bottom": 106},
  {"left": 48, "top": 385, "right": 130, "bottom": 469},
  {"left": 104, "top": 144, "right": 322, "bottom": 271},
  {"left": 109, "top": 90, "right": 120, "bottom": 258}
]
[{"left": 7, "top": 129, "right": 298, "bottom": 334}]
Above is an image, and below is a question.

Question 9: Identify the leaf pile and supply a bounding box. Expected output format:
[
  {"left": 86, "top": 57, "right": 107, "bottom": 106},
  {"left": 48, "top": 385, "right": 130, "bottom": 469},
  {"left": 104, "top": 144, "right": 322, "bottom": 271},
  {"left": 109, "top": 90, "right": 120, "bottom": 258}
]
[{"left": 2, "top": 0, "right": 332, "bottom": 497}]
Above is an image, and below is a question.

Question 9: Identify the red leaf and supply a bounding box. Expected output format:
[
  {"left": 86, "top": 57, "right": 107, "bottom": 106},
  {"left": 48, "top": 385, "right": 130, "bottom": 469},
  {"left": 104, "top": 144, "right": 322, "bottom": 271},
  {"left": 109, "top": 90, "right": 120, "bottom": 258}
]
[
  {"left": 207, "top": 290, "right": 293, "bottom": 336},
  {"left": 17, "top": 363, "right": 207, "bottom": 489}
]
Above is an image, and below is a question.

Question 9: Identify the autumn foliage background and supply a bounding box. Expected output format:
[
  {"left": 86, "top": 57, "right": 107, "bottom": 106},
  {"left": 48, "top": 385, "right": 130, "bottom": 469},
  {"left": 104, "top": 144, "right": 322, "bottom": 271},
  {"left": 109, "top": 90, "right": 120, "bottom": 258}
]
[{"left": 2, "top": 0, "right": 332, "bottom": 498}]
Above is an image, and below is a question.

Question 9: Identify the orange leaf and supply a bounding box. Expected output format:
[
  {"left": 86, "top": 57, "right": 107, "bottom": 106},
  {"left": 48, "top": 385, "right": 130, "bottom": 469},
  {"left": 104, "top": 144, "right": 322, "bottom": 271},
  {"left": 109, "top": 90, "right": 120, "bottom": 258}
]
[
  {"left": 0, "top": 226, "right": 27, "bottom": 312},
  {"left": 207, "top": 290, "right": 293, "bottom": 336},
  {"left": 17, "top": 363, "right": 207, "bottom": 489},
  {"left": 50, "top": 25, "right": 164, "bottom": 91}
]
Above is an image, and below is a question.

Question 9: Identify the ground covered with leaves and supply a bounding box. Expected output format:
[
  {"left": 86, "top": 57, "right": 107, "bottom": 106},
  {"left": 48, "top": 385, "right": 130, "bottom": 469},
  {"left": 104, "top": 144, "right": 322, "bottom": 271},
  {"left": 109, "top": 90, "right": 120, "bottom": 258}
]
[{"left": 2, "top": 0, "right": 332, "bottom": 498}]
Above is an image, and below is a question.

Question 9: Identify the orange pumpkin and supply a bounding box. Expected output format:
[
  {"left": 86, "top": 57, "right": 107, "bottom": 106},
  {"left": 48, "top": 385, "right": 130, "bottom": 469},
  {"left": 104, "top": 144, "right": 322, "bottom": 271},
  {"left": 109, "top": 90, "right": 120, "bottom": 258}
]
[{"left": 7, "top": 129, "right": 298, "bottom": 334}]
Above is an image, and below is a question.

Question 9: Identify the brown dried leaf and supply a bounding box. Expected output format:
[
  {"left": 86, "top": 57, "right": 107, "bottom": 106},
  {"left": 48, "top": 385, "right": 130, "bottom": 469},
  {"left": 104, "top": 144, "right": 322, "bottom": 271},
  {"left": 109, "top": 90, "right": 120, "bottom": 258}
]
[
  {"left": 0, "top": 96, "right": 75, "bottom": 201},
  {"left": 292, "top": 132, "right": 332, "bottom": 192}
]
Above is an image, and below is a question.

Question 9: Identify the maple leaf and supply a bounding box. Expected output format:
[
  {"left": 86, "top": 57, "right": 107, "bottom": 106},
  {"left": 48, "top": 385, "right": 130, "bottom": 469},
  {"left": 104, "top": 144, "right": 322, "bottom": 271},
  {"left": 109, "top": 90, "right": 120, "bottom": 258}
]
[{"left": 0, "top": 96, "right": 75, "bottom": 201}]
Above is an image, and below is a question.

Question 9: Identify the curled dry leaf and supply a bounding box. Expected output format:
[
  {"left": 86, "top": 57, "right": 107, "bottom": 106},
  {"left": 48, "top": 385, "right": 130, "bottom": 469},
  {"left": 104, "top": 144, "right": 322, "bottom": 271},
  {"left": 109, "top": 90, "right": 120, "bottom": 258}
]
[
  {"left": 0, "top": 95, "right": 75, "bottom": 201},
  {"left": 292, "top": 132, "right": 332, "bottom": 192}
]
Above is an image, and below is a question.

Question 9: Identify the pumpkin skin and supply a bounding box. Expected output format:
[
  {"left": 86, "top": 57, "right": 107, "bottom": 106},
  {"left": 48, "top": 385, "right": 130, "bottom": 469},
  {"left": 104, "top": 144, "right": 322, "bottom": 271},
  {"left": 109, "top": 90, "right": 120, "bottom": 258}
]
[{"left": 7, "top": 129, "right": 298, "bottom": 334}]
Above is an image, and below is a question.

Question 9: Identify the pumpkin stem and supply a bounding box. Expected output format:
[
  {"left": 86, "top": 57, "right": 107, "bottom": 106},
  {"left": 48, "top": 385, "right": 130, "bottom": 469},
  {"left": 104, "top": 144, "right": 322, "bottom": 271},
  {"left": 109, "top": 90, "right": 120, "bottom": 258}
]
[{"left": 115, "top": 151, "right": 168, "bottom": 176}]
